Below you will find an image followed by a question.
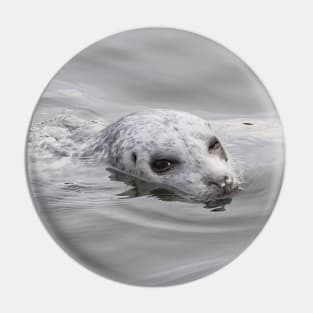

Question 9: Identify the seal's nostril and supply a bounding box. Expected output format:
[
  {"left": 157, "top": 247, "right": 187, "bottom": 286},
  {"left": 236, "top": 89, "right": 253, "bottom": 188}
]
[
  {"left": 207, "top": 176, "right": 236, "bottom": 193},
  {"left": 224, "top": 176, "right": 232, "bottom": 185}
]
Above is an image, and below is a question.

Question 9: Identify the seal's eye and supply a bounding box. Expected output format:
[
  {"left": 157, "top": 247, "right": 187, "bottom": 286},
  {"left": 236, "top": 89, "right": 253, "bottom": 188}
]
[
  {"left": 151, "top": 159, "right": 173, "bottom": 173},
  {"left": 131, "top": 152, "right": 137, "bottom": 164},
  {"left": 208, "top": 138, "right": 220, "bottom": 151}
]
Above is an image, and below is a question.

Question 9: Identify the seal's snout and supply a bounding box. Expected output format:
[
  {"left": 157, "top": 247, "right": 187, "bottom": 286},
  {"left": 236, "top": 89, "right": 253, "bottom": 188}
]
[{"left": 207, "top": 175, "right": 238, "bottom": 195}]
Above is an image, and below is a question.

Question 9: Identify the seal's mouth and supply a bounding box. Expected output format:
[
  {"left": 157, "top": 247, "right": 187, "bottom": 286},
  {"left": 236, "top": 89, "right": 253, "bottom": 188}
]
[
  {"left": 207, "top": 175, "right": 239, "bottom": 197},
  {"left": 216, "top": 184, "right": 239, "bottom": 199}
]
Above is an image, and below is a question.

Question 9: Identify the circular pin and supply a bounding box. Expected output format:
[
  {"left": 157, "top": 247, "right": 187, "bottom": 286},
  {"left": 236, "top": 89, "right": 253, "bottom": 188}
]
[{"left": 26, "top": 28, "right": 285, "bottom": 286}]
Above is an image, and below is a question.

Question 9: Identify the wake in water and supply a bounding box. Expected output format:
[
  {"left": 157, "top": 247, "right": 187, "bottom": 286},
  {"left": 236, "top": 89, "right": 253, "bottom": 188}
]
[{"left": 28, "top": 112, "right": 107, "bottom": 160}]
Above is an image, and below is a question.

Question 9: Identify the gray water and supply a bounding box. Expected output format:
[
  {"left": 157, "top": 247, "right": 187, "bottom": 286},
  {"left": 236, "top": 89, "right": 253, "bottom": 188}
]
[{"left": 26, "top": 28, "right": 285, "bottom": 286}]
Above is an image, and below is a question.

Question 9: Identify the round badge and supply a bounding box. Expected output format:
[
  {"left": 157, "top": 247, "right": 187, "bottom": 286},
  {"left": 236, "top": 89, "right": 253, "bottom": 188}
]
[{"left": 26, "top": 28, "right": 285, "bottom": 286}]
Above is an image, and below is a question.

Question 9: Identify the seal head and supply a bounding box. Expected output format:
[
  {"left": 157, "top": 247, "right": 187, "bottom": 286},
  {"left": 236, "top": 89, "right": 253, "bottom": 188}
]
[{"left": 88, "top": 109, "right": 239, "bottom": 202}]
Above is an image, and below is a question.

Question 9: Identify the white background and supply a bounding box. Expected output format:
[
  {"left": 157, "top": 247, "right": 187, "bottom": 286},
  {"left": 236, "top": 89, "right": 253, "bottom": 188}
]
[{"left": 0, "top": 1, "right": 312, "bottom": 312}]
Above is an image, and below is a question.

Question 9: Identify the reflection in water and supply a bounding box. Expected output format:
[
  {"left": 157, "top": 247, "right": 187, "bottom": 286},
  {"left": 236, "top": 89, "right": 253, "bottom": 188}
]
[{"left": 108, "top": 167, "right": 233, "bottom": 211}]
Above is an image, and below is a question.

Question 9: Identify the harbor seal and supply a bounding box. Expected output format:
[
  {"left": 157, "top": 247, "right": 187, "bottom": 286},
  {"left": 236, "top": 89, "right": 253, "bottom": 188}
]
[{"left": 84, "top": 109, "right": 239, "bottom": 202}]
